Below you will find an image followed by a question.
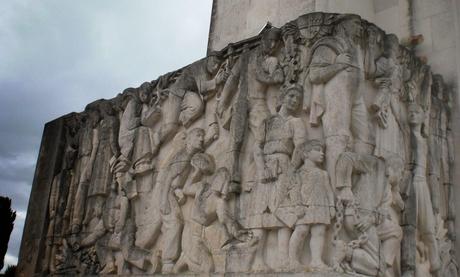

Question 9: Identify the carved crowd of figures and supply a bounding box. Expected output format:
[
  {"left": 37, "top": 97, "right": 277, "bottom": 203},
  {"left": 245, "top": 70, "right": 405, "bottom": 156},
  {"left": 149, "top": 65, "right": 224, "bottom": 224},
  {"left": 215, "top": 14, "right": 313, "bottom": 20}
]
[{"left": 40, "top": 12, "right": 457, "bottom": 276}]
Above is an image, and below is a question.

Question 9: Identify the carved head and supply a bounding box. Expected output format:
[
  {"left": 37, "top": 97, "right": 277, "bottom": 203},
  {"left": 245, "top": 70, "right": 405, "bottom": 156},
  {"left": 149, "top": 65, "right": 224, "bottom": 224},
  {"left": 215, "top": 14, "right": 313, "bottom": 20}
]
[
  {"left": 186, "top": 128, "right": 205, "bottom": 154},
  {"left": 334, "top": 15, "right": 363, "bottom": 42},
  {"left": 139, "top": 82, "right": 153, "bottom": 104},
  {"left": 385, "top": 154, "right": 404, "bottom": 186},
  {"left": 261, "top": 27, "right": 282, "bottom": 55},
  {"left": 84, "top": 104, "right": 101, "bottom": 128},
  {"left": 408, "top": 102, "right": 426, "bottom": 126},
  {"left": 291, "top": 139, "right": 324, "bottom": 169},
  {"left": 432, "top": 74, "right": 444, "bottom": 100},
  {"left": 179, "top": 91, "right": 204, "bottom": 128},
  {"left": 277, "top": 83, "right": 303, "bottom": 112},
  {"left": 303, "top": 140, "right": 325, "bottom": 164},
  {"left": 99, "top": 101, "right": 115, "bottom": 118},
  {"left": 365, "top": 23, "right": 384, "bottom": 55},
  {"left": 384, "top": 34, "right": 400, "bottom": 59},
  {"left": 206, "top": 51, "right": 223, "bottom": 76}
]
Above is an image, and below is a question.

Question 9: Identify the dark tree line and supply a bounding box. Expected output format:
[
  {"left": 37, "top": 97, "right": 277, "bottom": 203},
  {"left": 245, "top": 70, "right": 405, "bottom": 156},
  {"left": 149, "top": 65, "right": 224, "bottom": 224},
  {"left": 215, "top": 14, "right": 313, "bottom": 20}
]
[{"left": 0, "top": 196, "right": 16, "bottom": 272}]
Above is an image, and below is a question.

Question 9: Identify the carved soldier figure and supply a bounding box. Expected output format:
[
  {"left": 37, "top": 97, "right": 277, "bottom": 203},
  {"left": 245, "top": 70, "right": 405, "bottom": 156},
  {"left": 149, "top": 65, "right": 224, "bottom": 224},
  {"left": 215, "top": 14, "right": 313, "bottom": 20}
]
[
  {"left": 308, "top": 14, "right": 372, "bottom": 189},
  {"left": 250, "top": 84, "right": 306, "bottom": 271},
  {"left": 287, "top": 140, "right": 334, "bottom": 271},
  {"left": 217, "top": 27, "right": 284, "bottom": 187}
]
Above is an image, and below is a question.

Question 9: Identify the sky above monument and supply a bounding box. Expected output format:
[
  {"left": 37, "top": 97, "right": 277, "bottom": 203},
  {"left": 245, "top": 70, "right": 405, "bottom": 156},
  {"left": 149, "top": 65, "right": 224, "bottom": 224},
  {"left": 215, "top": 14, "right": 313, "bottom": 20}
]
[{"left": 0, "top": 0, "right": 212, "bottom": 268}]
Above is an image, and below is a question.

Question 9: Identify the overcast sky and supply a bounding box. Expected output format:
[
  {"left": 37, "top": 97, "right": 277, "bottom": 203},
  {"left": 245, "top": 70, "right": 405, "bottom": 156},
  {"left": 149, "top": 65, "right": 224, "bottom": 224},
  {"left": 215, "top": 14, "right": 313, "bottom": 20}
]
[{"left": 0, "top": 0, "right": 213, "bottom": 268}]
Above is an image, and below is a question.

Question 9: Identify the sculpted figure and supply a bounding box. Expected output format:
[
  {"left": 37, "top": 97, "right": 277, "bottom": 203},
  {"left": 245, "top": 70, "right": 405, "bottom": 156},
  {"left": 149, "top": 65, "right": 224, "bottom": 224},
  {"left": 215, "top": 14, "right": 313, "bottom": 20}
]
[
  {"left": 130, "top": 83, "right": 162, "bottom": 188},
  {"left": 371, "top": 34, "right": 407, "bottom": 162},
  {"left": 136, "top": 128, "right": 217, "bottom": 273},
  {"left": 174, "top": 159, "right": 253, "bottom": 274},
  {"left": 157, "top": 52, "right": 226, "bottom": 147},
  {"left": 308, "top": 15, "right": 372, "bottom": 189},
  {"left": 408, "top": 103, "right": 440, "bottom": 275},
  {"left": 378, "top": 155, "right": 405, "bottom": 277},
  {"left": 428, "top": 75, "right": 453, "bottom": 221},
  {"left": 333, "top": 151, "right": 383, "bottom": 276},
  {"left": 250, "top": 84, "right": 306, "bottom": 271},
  {"left": 62, "top": 115, "right": 82, "bottom": 234},
  {"left": 287, "top": 140, "right": 334, "bottom": 271},
  {"left": 70, "top": 104, "right": 101, "bottom": 234},
  {"left": 83, "top": 101, "right": 120, "bottom": 226},
  {"left": 217, "top": 27, "right": 284, "bottom": 186}
]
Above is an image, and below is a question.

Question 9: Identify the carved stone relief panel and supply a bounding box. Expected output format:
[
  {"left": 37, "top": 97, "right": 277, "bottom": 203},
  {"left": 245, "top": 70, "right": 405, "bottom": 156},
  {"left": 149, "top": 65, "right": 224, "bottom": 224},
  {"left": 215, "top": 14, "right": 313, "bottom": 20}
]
[{"left": 19, "top": 12, "right": 457, "bottom": 277}]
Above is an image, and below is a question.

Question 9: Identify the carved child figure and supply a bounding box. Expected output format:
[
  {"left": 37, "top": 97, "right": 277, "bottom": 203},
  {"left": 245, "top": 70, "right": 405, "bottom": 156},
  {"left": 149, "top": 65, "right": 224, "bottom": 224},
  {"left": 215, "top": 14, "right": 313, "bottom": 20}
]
[{"left": 288, "top": 140, "right": 334, "bottom": 270}]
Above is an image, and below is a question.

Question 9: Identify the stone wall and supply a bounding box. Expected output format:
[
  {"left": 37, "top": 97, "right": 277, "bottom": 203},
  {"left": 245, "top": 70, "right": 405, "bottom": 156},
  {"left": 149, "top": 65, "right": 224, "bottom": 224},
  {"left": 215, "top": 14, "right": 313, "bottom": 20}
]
[{"left": 18, "top": 9, "right": 458, "bottom": 277}]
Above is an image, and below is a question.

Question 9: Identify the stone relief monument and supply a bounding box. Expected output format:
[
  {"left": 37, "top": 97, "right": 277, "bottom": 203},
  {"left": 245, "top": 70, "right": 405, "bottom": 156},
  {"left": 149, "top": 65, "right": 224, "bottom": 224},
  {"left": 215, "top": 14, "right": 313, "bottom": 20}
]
[{"left": 17, "top": 11, "right": 458, "bottom": 277}]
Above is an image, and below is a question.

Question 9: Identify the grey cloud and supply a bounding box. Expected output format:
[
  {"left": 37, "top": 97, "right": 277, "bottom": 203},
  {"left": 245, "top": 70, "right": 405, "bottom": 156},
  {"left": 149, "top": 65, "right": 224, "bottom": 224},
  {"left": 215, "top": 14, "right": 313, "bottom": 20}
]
[{"left": 0, "top": 0, "right": 212, "bottom": 265}]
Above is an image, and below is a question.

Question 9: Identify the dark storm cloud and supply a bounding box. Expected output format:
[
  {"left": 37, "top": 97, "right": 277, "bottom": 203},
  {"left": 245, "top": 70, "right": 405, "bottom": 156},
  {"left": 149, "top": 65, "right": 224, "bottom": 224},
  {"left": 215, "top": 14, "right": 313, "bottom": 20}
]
[{"left": 0, "top": 0, "right": 212, "bottom": 267}]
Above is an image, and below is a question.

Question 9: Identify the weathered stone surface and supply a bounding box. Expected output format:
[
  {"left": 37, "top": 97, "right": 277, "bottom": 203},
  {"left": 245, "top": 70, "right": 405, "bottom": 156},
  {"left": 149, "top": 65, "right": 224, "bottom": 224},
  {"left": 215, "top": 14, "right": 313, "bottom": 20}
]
[{"left": 17, "top": 9, "right": 458, "bottom": 277}]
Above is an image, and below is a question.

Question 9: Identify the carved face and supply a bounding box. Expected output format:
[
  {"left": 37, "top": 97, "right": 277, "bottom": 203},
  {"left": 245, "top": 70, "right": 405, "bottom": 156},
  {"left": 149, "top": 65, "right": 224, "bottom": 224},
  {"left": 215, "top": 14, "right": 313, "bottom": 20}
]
[
  {"left": 386, "top": 157, "right": 404, "bottom": 185},
  {"left": 88, "top": 109, "right": 100, "bottom": 128},
  {"left": 408, "top": 104, "right": 425, "bottom": 125},
  {"left": 342, "top": 17, "right": 363, "bottom": 40},
  {"left": 384, "top": 34, "right": 400, "bottom": 59},
  {"left": 186, "top": 128, "right": 205, "bottom": 153},
  {"left": 261, "top": 29, "right": 281, "bottom": 55},
  {"left": 282, "top": 88, "right": 302, "bottom": 112},
  {"left": 139, "top": 88, "right": 150, "bottom": 104},
  {"left": 206, "top": 55, "right": 222, "bottom": 76},
  {"left": 306, "top": 145, "right": 324, "bottom": 164},
  {"left": 179, "top": 92, "right": 204, "bottom": 128}
]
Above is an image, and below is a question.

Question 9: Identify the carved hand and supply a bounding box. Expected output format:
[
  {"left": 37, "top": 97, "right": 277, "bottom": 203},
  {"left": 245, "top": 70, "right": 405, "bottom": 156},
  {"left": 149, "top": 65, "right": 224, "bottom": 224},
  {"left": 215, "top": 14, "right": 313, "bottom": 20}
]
[
  {"left": 216, "top": 70, "right": 230, "bottom": 85},
  {"left": 337, "top": 187, "right": 354, "bottom": 204},
  {"left": 174, "top": 189, "right": 186, "bottom": 205},
  {"left": 260, "top": 166, "right": 277, "bottom": 183},
  {"left": 355, "top": 215, "right": 375, "bottom": 232},
  {"left": 376, "top": 109, "right": 389, "bottom": 128},
  {"left": 206, "top": 123, "right": 219, "bottom": 141}
]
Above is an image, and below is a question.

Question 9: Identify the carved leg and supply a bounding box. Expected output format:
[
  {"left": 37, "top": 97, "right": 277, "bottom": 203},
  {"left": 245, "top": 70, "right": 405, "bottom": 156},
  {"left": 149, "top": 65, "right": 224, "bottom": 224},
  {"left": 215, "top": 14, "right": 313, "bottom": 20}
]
[
  {"left": 309, "top": 224, "right": 328, "bottom": 270},
  {"left": 288, "top": 224, "right": 309, "bottom": 271},
  {"left": 251, "top": 228, "right": 270, "bottom": 272},
  {"left": 278, "top": 227, "right": 291, "bottom": 270},
  {"left": 161, "top": 214, "right": 183, "bottom": 274},
  {"left": 381, "top": 236, "right": 400, "bottom": 277},
  {"left": 326, "top": 135, "right": 350, "bottom": 190},
  {"left": 420, "top": 233, "right": 440, "bottom": 275},
  {"left": 428, "top": 174, "right": 441, "bottom": 215},
  {"left": 100, "top": 252, "right": 116, "bottom": 274}
]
